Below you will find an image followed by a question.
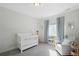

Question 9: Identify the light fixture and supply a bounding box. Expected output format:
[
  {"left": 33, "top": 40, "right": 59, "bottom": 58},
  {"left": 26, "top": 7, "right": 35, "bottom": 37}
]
[
  {"left": 33, "top": 3, "right": 40, "bottom": 6},
  {"left": 68, "top": 23, "right": 74, "bottom": 30}
]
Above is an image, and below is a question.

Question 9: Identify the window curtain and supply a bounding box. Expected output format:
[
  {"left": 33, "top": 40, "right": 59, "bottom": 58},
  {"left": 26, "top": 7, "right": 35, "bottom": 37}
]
[
  {"left": 44, "top": 20, "right": 49, "bottom": 43},
  {"left": 57, "top": 16, "right": 64, "bottom": 43}
]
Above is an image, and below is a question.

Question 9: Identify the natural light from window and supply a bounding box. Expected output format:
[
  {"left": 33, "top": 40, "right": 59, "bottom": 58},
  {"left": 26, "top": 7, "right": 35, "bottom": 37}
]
[{"left": 48, "top": 24, "right": 57, "bottom": 37}]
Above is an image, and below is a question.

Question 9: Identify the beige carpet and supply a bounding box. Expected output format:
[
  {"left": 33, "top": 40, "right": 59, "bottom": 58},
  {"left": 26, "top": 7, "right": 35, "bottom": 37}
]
[{"left": 0, "top": 43, "right": 59, "bottom": 56}]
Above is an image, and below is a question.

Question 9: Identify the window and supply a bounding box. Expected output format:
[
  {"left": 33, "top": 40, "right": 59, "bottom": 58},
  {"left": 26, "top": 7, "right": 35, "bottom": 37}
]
[{"left": 48, "top": 24, "right": 57, "bottom": 37}]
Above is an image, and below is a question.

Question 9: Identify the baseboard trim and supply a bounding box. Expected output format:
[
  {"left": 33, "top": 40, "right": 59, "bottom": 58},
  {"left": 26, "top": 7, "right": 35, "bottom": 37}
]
[{"left": 0, "top": 46, "right": 18, "bottom": 54}]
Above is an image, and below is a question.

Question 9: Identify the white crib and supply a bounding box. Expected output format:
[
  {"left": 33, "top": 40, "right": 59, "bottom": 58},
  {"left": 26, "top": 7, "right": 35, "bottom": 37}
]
[{"left": 17, "top": 33, "right": 38, "bottom": 53}]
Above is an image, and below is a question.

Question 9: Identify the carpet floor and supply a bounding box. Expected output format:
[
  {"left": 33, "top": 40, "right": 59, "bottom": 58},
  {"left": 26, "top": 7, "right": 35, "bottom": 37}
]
[{"left": 0, "top": 43, "right": 59, "bottom": 56}]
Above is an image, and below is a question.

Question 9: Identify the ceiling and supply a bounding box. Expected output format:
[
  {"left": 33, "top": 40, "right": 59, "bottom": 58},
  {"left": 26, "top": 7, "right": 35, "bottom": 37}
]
[{"left": 0, "top": 3, "right": 79, "bottom": 18}]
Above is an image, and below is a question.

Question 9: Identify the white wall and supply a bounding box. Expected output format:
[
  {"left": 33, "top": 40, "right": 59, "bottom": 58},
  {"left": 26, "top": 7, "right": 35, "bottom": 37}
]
[
  {"left": 37, "top": 19, "right": 45, "bottom": 42},
  {"left": 0, "top": 7, "right": 39, "bottom": 53},
  {"left": 64, "top": 9, "right": 79, "bottom": 39}
]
